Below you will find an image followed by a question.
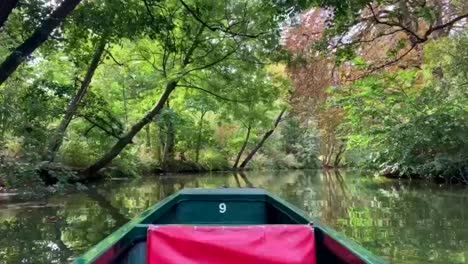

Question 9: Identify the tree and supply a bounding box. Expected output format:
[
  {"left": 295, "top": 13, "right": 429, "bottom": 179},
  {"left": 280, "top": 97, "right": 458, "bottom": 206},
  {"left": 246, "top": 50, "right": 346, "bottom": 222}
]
[
  {"left": 332, "top": 35, "right": 468, "bottom": 181},
  {"left": 42, "top": 0, "right": 155, "bottom": 162},
  {"left": 0, "top": 0, "right": 19, "bottom": 29},
  {"left": 238, "top": 109, "right": 286, "bottom": 169},
  {"left": 43, "top": 38, "right": 107, "bottom": 162},
  {"left": 185, "top": 94, "right": 218, "bottom": 163},
  {"left": 0, "top": 0, "right": 83, "bottom": 86},
  {"left": 83, "top": 0, "right": 285, "bottom": 176}
]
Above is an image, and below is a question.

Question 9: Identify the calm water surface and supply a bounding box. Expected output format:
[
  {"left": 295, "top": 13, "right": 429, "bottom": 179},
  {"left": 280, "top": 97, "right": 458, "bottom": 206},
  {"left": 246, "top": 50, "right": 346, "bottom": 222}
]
[{"left": 0, "top": 170, "right": 467, "bottom": 263}]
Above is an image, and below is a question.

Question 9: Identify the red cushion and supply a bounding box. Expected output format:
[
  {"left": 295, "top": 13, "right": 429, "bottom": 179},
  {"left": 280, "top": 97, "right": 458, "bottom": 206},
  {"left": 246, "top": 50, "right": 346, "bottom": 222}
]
[{"left": 147, "top": 225, "right": 316, "bottom": 264}]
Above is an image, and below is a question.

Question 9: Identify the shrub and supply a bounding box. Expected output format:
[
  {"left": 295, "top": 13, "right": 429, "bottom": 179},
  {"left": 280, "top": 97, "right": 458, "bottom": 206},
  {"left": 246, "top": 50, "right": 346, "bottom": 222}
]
[
  {"left": 199, "top": 149, "right": 230, "bottom": 171},
  {"left": 59, "top": 137, "right": 98, "bottom": 168},
  {"left": 294, "top": 127, "right": 320, "bottom": 168},
  {"left": 109, "top": 148, "right": 145, "bottom": 178},
  {"left": 247, "top": 153, "right": 274, "bottom": 170}
]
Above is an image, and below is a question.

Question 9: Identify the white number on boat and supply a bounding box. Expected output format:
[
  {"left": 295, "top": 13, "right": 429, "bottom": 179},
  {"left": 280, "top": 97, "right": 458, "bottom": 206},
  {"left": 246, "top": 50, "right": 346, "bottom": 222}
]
[{"left": 219, "top": 203, "right": 227, "bottom": 214}]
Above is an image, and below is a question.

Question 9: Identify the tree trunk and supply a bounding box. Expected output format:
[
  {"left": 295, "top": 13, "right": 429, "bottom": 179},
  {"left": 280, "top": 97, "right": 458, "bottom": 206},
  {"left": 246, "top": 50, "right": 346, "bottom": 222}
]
[
  {"left": 239, "top": 109, "right": 286, "bottom": 169},
  {"left": 326, "top": 143, "right": 335, "bottom": 167},
  {"left": 233, "top": 125, "right": 251, "bottom": 169},
  {"left": 83, "top": 81, "right": 177, "bottom": 177},
  {"left": 122, "top": 85, "right": 129, "bottom": 129},
  {"left": 333, "top": 143, "right": 346, "bottom": 168},
  {"left": 161, "top": 102, "right": 176, "bottom": 171},
  {"left": 162, "top": 123, "right": 175, "bottom": 169},
  {"left": 195, "top": 111, "right": 206, "bottom": 163},
  {"left": 0, "top": 0, "right": 19, "bottom": 29},
  {"left": 43, "top": 38, "right": 107, "bottom": 162},
  {"left": 0, "top": 0, "right": 82, "bottom": 86},
  {"left": 145, "top": 123, "right": 151, "bottom": 148}
]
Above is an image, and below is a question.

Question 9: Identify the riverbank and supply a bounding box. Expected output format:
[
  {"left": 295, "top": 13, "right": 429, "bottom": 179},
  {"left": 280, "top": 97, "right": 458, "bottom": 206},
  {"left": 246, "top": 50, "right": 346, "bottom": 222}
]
[{"left": 0, "top": 153, "right": 313, "bottom": 189}]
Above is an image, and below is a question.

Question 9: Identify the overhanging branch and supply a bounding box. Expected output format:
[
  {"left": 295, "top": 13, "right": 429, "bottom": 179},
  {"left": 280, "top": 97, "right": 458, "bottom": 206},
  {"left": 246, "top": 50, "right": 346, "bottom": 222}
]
[
  {"left": 177, "top": 84, "right": 252, "bottom": 103},
  {"left": 179, "top": 0, "right": 266, "bottom": 38}
]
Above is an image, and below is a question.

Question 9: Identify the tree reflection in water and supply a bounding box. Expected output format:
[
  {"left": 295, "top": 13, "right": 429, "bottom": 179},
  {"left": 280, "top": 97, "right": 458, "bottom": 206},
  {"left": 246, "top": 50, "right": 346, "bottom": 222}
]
[{"left": 1, "top": 170, "right": 468, "bottom": 263}]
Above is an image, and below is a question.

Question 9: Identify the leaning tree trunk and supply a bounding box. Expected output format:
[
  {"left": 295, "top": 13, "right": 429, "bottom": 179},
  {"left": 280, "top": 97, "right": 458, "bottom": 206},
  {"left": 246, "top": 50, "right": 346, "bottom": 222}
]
[
  {"left": 161, "top": 106, "right": 176, "bottom": 171},
  {"left": 239, "top": 109, "right": 286, "bottom": 170},
  {"left": 0, "top": 0, "right": 19, "bottom": 29},
  {"left": 325, "top": 142, "right": 335, "bottom": 168},
  {"left": 333, "top": 143, "right": 346, "bottom": 168},
  {"left": 233, "top": 125, "right": 251, "bottom": 169},
  {"left": 145, "top": 124, "right": 151, "bottom": 148},
  {"left": 83, "top": 81, "right": 177, "bottom": 177},
  {"left": 43, "top": 38, "right": 107, "bottom": 162},
  {"left": 0, "top": 0, "right": 83, "bottom": 86},
  {"left": 195, "top": 111, "right": 206, "bottom": 163}
]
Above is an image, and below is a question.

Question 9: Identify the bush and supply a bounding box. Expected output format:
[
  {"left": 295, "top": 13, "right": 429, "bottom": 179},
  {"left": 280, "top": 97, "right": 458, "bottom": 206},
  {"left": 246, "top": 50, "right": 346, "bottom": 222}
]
[
  {"left": 59, "top": 137, "right": 98, "bottom": 168},
  {"left": 272, "top": 153, "right": 302, "bottom": 169},
  {"left": 247, "top": 153, "right": 273, "bottom": 170},
  {"left": 109, "top": 148, "right": 146, "bottom": 178},
  {"left": 199, "top": 149, "right": 230, "bottom": 171},
  {"left": 0, "top": 159, "right": 44, "bottom": 190},
  {"left": 294, "top": 127, "right": 320, "bottom": 168},
  {"left": 333, "top": 35, "right": 468, "bottom": 182}
]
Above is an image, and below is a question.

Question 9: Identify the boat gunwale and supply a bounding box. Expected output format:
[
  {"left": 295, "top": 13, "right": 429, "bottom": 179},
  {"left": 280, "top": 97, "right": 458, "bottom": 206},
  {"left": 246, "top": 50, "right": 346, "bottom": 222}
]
[
  {"left": 265, "top": 193, "right": 386, "bottom": 264},
  {"left": 72, "top": 191, "right": 180, "bottom": 264},
  {"left": 73, "top": 188, "right": 387, "bottom": 264}
]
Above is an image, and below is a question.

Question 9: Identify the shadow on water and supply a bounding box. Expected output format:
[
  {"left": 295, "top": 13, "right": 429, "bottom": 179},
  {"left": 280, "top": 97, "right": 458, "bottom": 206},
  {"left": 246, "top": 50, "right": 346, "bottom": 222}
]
[{"left": 1, "top": 170, "right": 468, "bottom": 263}]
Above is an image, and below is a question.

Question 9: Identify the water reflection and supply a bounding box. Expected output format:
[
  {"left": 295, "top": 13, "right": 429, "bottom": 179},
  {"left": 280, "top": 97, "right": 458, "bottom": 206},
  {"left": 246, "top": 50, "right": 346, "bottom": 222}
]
[{"left": 1, "top": 170, "right": 468, "bottom": 263}]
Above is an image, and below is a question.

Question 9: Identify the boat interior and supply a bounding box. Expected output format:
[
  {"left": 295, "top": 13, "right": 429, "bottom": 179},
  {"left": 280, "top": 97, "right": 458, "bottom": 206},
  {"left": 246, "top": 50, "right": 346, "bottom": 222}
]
[{"left": 112, "top": 194, "right": 361, "bottom": 264}]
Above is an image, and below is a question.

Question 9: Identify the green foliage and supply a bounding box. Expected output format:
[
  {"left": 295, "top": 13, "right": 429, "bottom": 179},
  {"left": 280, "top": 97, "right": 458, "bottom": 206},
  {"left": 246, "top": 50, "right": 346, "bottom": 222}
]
[
  {"left": 0, "top": 0, "right": 320, "bottom": 192},
  {"left": 279, "top": 116, "right": 321, "bottom": 168},
  {"left": 334, "top": 35, "right": 468, "bottom": 181},
  {"left": 281, "top": 117, "right": 303, "bottom": 154},
  {"left": 199, "top": 149, "right": 230, "bottom": 171},
  {"left": 248, "top": 153, "right": 274, "bottom": 170},
  {"left": 294, "top": 126, "right": 321, "bottom": 168},
  {"left": 110, "top": 149, "right": 147, "bottom": 178},
  {"left": 273, "top": 153, "right": 303, "bottom": 169},
  {"left": 59, "top": 135, "right": 99, "bottom": 168},
  {"left": 0, "top": 159, "right": 44, "bottom": 191}
]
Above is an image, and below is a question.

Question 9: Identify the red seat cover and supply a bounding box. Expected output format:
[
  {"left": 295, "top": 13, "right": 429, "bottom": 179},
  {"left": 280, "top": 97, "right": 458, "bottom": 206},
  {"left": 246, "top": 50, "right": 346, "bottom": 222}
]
[{"left": 147, "top": 225, "right": 316, "bottom": 264}]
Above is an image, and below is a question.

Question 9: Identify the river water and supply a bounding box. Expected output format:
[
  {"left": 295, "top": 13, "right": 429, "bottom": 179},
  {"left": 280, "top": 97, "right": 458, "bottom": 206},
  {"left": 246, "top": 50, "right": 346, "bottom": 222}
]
[{"left": 0, "top": 170, "right": 467, "bottom": 263}]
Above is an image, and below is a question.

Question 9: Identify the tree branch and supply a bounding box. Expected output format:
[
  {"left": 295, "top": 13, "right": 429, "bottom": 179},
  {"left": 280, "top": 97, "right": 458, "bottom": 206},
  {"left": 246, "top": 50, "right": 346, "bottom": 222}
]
[
  {"left": 368, "top": 42, "right": 418, "bottom": 74},
  {"left": 424, "top": 13, "right": 468, "bottom": 38},
  {"left": 367, "top": 3, "right": 424, "bottom": 43},
  {"left": 177, "top": 84, "right": 252, "bottom": 103},
  {"left": 343, "top": 28, "right": 406, "bottom": 47},
  {"left": 105, "top": 49, "right": 123, "bottom": 66},
  {"left": 81, "top": 116, "right": 122, "bottom": 140},
  {"left": 348, "top": 42, "right": 418, "bottom": 82},
  {"left": 179, "top": 0, "right": 266, "bottom": 38},
  {"left": 0, "top": 0, "right": 83, "bottom": 86},
  {"left": 181, "top": 46, "right": 238, "bottom": 77},
  {"left": 143, "top": 0, "right": 157, "bottom": 23},
  {"left": 0, "top": 0, "right": 19, "bottom": 29},
  {"left": 238, "top": 109, "right": 287, "bottom": 169}
]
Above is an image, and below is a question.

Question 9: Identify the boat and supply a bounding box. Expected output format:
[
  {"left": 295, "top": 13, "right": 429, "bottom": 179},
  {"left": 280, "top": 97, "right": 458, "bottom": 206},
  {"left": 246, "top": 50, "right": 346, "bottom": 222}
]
[{"left": 74, "top": 188, "right": 387, "bottom": 264}]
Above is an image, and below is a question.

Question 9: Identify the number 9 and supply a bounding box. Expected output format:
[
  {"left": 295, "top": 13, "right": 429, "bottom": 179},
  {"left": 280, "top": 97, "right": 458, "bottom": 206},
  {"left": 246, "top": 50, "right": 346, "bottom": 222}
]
[{"left": 219, "top": 203, "right": 226, "bottom": 214}]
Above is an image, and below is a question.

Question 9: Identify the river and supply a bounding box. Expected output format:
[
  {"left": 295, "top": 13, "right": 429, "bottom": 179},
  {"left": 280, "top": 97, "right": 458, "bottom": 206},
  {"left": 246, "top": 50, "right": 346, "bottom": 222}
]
[{"left": 0, "top": 170, "right": 467, "bottom": 263}]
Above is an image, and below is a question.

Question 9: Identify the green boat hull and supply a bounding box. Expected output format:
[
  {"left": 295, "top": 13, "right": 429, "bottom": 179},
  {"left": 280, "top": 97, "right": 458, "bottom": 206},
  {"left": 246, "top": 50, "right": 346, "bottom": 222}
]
[{"left": 74, "top": 188, "right": 387, "bottom": 264}]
